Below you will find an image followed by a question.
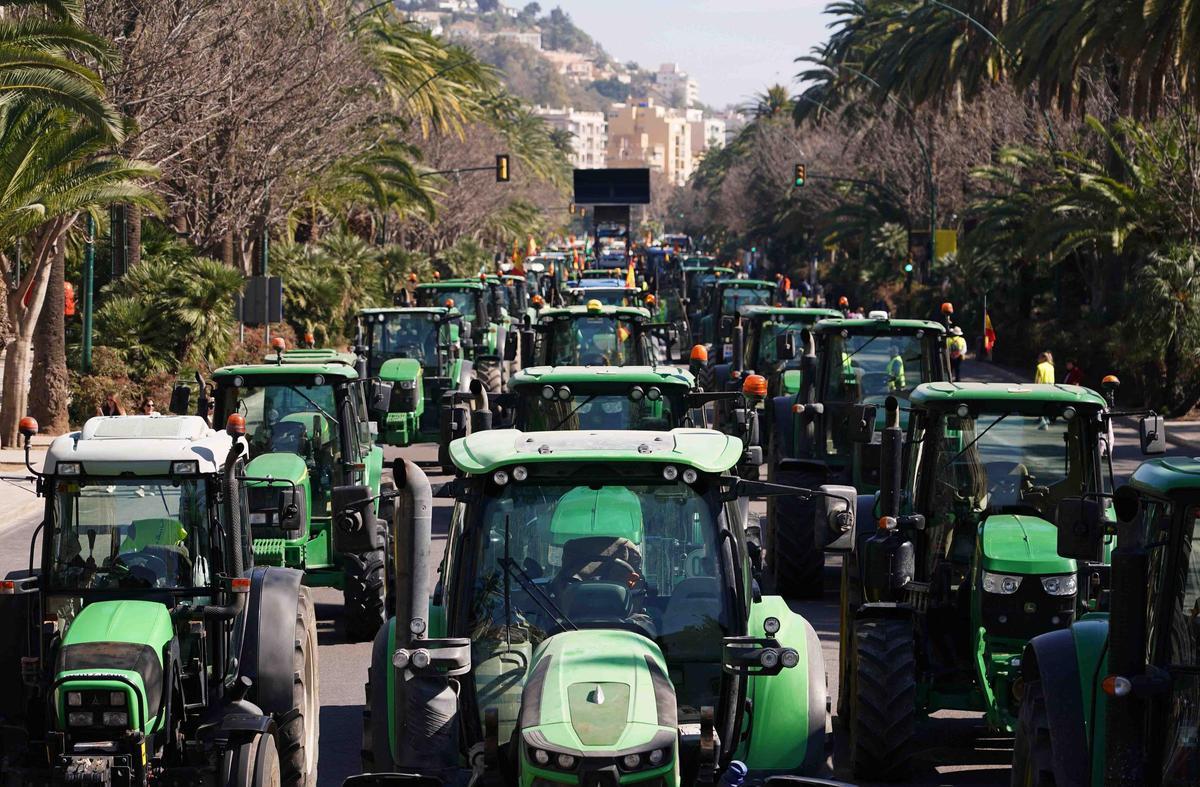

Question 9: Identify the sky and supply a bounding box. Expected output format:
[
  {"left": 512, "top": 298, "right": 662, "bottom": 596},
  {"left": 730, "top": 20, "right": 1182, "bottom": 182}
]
[{"left": 543, "top": 0, "right": 832, "bottom": 109}]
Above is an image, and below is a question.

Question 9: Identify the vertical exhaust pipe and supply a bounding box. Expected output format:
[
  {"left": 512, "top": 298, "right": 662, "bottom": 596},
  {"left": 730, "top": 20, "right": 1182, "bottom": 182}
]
[
  {"left": 879, "top": 396, "right": 902, "bottom": 519},
  {"left": 391, "top": 458, "right": 432, "bottom": 646}
]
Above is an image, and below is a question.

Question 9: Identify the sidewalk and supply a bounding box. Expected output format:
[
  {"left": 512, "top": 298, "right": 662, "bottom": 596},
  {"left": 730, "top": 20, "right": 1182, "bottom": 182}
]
[{"left": 0, "top": 434, "right": 53, "bottom": 468}]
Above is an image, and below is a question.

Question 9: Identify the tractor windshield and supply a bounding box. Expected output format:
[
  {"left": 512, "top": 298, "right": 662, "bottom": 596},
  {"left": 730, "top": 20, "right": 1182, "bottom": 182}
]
[
  {"left": 462, "top": 474, "right": 733, "bottom": 725},
  {"left": 824, "top": 332, "right": 928, "bottom": 402},
  {"left": 220, "top": 381, "right": 344, "bottom": 510},
  {"left": 921, "top": 409, "right": 1093, "bottom": 526},
  {"left": 570, "top": 288, "right": 635, "bottom": 307},
  {"left": 364, "top": 313, "right": 442, "bottom": 374},
  {"left": 49, "top": 477, "right": 216, "bottom": 591},
  {"left": 515, "top": 384, "right": 686, "bottom": 431},
  {"left": 720, "top": 287, "right": 771, "bottom": 312},
  {"left": 747, "top": 319, "right": 813, "bottom": 368},
  {"left": 544, "top": 316, "right": 643, "bottom": 366},
  {"left": 417, "top": 288, "right": 478, "bottom": 322}
]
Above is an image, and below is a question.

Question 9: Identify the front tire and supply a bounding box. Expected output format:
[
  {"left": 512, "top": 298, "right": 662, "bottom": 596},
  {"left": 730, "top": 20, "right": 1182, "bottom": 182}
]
[
  {"left": 226, "top": 733, "right": 282, "bottom": 787},
  {"left": 1011, "top": 680, "right": 1057, "bottom": 786},
  {"left": 476, "top": 360, "right": 502, "bottom": 394},
  {"left": 344, "top": 534, "right": 387, "bottom": 642},
  {"left": 278, "top": 589, "right": 319, "bottom": 787},
  {"left": 362, "top": 620, "right": 396, "bottom": 773},
  {"left": 849, "top": 618, "right": 916, "bottom": 781}
]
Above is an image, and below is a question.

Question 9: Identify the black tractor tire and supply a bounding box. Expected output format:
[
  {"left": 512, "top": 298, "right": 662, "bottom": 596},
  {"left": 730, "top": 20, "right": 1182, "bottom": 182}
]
[
  {"left": 378, "top": 482, "right": 396, "bottom": 618},
  {"left": 361, "top": 621, "right": 396, "bottom": 773},
  {"left": 835, "top": 554, "right": 858, "bottom": 726},
  {"left": 764, "top": 464, "right": 825, "bottom": 599},
  {"left": 849, "top": 618, "right": 917, "bottom": 781},
  {"left": 1010, "top": 680, "right": 1058, "bottom": 787},
  {"left": 476, "top": 361, "right": 502, "bottom": 394},
  {"left": 696, "top": 362, "right": 715, "bottom": 393},
  {"left": 226, "top": 732, "right": 282, "bottom": 787},
  {"left": 344, "top": 532, "right": 387, "bottom": 642},
  {"left": 278, "top": 589, "right": 319, "bottom": 787}
]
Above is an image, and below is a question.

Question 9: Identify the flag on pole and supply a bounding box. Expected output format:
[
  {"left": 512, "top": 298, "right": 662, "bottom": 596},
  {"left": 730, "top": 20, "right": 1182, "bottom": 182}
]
[
  {"left": 625, "top": 261, "right": 636, "bottom": 288},
  {"left": 983, "top": 311, "right": 996, "bottom": 353}
]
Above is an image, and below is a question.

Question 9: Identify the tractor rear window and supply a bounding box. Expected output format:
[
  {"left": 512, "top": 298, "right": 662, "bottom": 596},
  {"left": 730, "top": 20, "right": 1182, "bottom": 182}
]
[
  {"left": 364, "top": 313, "right": 443, "bottom": 374},
  {"left": 417, "top": 289, "right": 477, "bottom": 321},
  {"left": 824, "top": 332, "right": 927, "bottom": 403},
  {"left": 50, "top": 478, "right": 213, "bottom": 591},
  {"left": 515, "top": 386, "right": 684, "bottom": 431},
  {"left": 461, "top": 478, "right": 731, "bottom": 733},
  {"left": 720, "top": 287, "right": 771, "bottom": 311},
  {"left": 545, "top": 316, "right": 641, "bottom": 366}
]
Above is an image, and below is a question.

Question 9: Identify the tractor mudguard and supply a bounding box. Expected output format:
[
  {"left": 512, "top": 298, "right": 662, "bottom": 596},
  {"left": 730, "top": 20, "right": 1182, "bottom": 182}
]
[
  {"left": 739, "top": 596, "right": 829, "bottom": 775},
  {"left": 1020, "top": 627, "right": 1092, "bottom": 783},
  {"left": 239, "top": 566, "right": 305, "bottom": 716}
]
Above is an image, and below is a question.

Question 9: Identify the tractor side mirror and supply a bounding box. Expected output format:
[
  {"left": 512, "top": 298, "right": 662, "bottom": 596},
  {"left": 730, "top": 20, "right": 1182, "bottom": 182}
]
[
  {"left": 367, "top": 379, "right": 393, "bottom": 420},
  {"left": 819, "top": 484, "right": 856, "bottom": 552},
  {"left": 845, "top": 404, "right": 877, "bottom": 443},
  {"left": 503, "top": 337, "right": 518, "bottom": 362},
  {"left": 277, "top": 487, "right": 306, "bottom": 538},
  {"left": 1055, "top": 496, "right": 1105, "bottom": 562},
  {"left": 332, "top": 485, "right": 381, "bottom": 554},
  {"left": 775, "top": 333, "right": 794, "bottom": 360},
  {"left": 520, "top": 329, "right": 536, "bottom": 367},
  {"left": 169, "top": 385, "right": 191, "bottom": 416},
  {"left": 1139, "top": 414, "right": 1166, "bottom": 455}
]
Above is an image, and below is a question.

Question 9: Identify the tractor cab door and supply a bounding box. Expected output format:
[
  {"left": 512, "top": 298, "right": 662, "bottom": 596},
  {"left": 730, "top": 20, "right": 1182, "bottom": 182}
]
[{"left": 1145, "top": 501, "right": 1200, "bottom": 784}]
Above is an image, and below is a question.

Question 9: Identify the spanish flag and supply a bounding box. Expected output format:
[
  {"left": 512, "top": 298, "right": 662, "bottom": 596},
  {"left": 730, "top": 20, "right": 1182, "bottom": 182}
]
[
  {"left": 625, "top": 261, "right": 636, "bottom": 289},
  {"left": 984, "top": 312, "right": 997, "bottom": 353}
]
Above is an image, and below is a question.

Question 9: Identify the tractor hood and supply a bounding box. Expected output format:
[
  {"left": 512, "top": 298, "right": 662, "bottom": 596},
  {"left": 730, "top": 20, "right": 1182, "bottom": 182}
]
[
  {"left": 55, "top": 600, "right": 173, "bottom": 734},
  {"left": 379, "top": 357, "right": 424, "bottom": 380},
  {"left": 978, "top": 514, "right": 1077, "bottom": 575},
  {"left": 246, "top": 452, "right": 309, "bottom": 485},
  {"left": 520, "top": 629, "right": 676, "bottom": 752}
]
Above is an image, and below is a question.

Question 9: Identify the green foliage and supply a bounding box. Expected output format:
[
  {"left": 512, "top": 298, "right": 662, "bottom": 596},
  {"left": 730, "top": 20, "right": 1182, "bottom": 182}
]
[
  {"left": 91, "top": 247, "right": 243, "bottom": 379},
  {"left": 539, "top": 7, "right": 595, "bottom": 54}
]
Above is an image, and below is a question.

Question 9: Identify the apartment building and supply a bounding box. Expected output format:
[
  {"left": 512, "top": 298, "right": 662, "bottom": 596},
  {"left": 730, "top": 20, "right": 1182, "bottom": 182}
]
[{"left": 534, "top": 106, "right": 608, "bottom": 168}]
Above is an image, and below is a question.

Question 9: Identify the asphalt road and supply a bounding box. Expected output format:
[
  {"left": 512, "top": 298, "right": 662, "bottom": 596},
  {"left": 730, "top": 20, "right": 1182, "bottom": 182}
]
[{"left": 0, "top": 360, "right": 1177, "bottom": 786}]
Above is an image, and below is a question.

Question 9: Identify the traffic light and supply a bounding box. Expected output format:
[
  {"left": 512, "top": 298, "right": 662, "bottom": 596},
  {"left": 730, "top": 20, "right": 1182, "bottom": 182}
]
[
  {"left": 904, "top": 262, "right": 914, "bottom": 273},
  {"left": 496, "top": 154, "right": 510, "bottom": 182},
  {"left": 793, "top": 163, "right": 806, "bottom": 187}
]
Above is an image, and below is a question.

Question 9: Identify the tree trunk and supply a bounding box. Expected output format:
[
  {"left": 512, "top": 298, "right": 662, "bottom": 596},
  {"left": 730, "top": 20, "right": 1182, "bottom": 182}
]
[
  {"left": 29, "top": 243, "right": 69, "bottom": 433},
  {"left": 128, "top": 204, "right": 142, "bottom": 268}
]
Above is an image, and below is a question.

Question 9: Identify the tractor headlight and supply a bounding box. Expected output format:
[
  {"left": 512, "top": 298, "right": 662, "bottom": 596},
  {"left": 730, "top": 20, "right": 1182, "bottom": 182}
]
[
  {"left": 66, "top": 692, "right": 82, "bottom": 707},
  {"left": 780, "top": 648, "right": 800, "bottom": 668},
  {"left": 648, "top": 749, "right": 666, "bottom": 766},
  {"left": 555, "top": 754, "right": 576, "bottom": 769},
  {"left": 399, "top": 380, "right": 417, "bottom": 390},
  {"left": 511, "top": 465, "right": 528, "bottom": 482},
  {"left": 759, "top": 649, "right": 780, "bottom": 669},
  {"left": 102, "top": 711, "right": 128, "bottom": 727},
  {"left": 662, "top": 465, "right": 679, "bottom": 481},
  {"left": 1041, "top": 574, "right": 1077, "bottom": 596},
  {"left": 57, "top": 462, "right": 82, "bottom": 477},
  {"left": 532, "top": 749, "right": 550, "bottom": 766},
  {"left": 682, "top": 468, "right": 698, "bottom": 484},
  {"left": 982, "top": 571, "right": 1023, "bottom": 595},
  {"left": 67, "top": 712, "right": 94, "bottom": 727},
  {"left": 109, "top": 692, "right": 126, "bottom": 706},
  {"left": 621, "top": 754, "right": 641, "bottom": 770}
]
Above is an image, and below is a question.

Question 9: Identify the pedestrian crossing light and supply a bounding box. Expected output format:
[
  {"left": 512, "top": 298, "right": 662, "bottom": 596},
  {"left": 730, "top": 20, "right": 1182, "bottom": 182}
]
[
  {"left": 496, "top": 154, "right": 510, "bottom": 182},
  {"left": 793, "top": 163, "right": 806, "bottom": 187}
]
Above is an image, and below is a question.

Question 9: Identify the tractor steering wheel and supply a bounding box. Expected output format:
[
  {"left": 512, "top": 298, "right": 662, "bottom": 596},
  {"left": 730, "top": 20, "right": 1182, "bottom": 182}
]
[{"left": 112, "top": 552, "right": 168, "bottom": 588}]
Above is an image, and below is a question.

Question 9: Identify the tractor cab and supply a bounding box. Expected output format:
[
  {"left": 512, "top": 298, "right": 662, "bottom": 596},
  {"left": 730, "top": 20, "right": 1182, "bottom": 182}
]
[
  {"left": 360, "top": 429, "right": 838, "bottom": 787},
  {"left": 531, "top": 303, "right": 663, "bottom": 368},
  {"left": 415, "top": 281, "right": 492, "bottom": 346},
  {"left": 502, "top": 274, "right": 533, "bottom": 323},
  {"left": 503, "top": 366, "right": 696, "bottom": 432},
  {"left": 567, "top": 284, "right": 641, "bottom": 308},
  {"left": 698, "top": 279, "right": 775, "bottom": 355},
  {"left": 738, "top": 306, "right": 841, "bottom": 393},
  {"left": 0, "top": 415, "right": 319, "bottom": 786},
  {"left": 416, "top": 280, "right": 515, "bottom": 392},
  {"left": 357, "top": 306, "right": 469, "bottom": 447},
  {"left": 837, "top": 383, "right": 1162, "bottom": 780},
  {"left": 211, "top": 348, "right": 391, "bottom": 641}
]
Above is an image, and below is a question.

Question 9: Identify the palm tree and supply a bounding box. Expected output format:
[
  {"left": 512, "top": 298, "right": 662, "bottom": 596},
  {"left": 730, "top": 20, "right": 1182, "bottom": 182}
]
[{"left": 0, "top": 101, "right": 159, "bottom": 445}]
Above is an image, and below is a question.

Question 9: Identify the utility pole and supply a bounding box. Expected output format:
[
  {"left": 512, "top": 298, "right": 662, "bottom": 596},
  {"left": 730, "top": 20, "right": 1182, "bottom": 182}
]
[{"left": 81, "top": 214, "right": 95, "bottom": 374}]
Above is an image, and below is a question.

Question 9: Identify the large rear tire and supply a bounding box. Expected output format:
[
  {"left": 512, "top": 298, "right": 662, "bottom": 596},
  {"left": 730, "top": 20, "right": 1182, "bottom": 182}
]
[
  {"left": 226, "top": 733, "right": 282, "bottom": 787},
  {"left": 1011, "top": 680, "right": 1057, "bottom": 786},
  {"left": 278, "top": 589, "right": 319, "bottom": 787},
  {"left": 764, "top": 462, "right": 824, "bottom": 599},
  {"left": 344, "top": 533, "right": 387, "bottom": 642},
  {"left": 476, "top": 360, "right": 502, "bottom": 394},
  {"left": 849, "top": 618, "right": 916, "bottom": 781},
  {"left": 696, "top": 362, "right": 715, "bottom": 393}
]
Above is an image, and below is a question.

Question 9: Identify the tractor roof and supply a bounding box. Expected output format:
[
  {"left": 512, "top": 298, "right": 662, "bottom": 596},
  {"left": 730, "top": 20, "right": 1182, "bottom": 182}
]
[
  {"left": 358, "top": 306, "right": 452, "bottom": 317},
  {"left": 910, "top": 381, "right": 1108, "bottom": 408},
  {"left": 738, "top": 305, "right": 841, "bottom": 321},
  {"left": 813, "top": 317, "right": 946, "bottom": 334},
  {"left": 684, "top": 264, "right": 731, "bottom": 273},
  {"left": 538, "top": 304, "right": 651, "bottom": 321},
  {"left": 1129, "top": 457, "right": 1200, "bottom": 496},
  {"left": 571, "top": 280, "right": 630, "bottom": 290},
  {"left": 450, "top": 428, "right": 743, "bottom": 475},
  {"left": 716, "top": 278, "right": 774, "bottom": 289},
  {"left": 45, "top": 416, "right": 244, "bottom": 476},
  {"left": 416, "top": 281, "right": 485, "bottom": 291},
  {"left": 212, "top": 357, "right": 358, "bottom": 381},
  {"left": 510, "top": 365, "right": 694, "bottom": 388}
]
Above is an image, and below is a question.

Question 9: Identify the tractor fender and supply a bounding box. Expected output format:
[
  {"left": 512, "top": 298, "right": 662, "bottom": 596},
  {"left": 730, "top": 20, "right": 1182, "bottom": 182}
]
[
  {"left": 740, "top": 596, "right": 829, "bottom": 775},
  {"left": 713, "top": 363, "right": 732, "bottom": 392},
  {"left": 1019, "top": 627, "right": 1093, "bottom": 782},
  {"left": 239, "top": 566, "right": 305, "bottom": 716}
]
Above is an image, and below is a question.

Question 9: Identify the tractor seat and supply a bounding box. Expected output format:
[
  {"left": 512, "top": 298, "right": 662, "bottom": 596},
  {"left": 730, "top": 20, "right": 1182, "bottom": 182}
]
[
  {"left": 659, "top": 577, "right": 724, "bottom": 661},
  {"left": 559, "top": 581, "right": 633, "bottom": 624}
]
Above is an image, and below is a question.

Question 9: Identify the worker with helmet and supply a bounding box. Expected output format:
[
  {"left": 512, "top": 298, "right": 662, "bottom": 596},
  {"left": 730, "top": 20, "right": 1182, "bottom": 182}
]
[
  {"left": 947, "top": 326, "right": 967, "bottom": 381},
  {"left": 886, "top": 342, "right": 907, "bottom": 391}
]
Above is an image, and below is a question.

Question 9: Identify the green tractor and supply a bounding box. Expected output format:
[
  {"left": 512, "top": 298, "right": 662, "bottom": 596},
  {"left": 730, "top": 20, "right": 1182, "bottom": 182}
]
[
  {"left": 502, "top": 365, "right": 698, "bottom": 432},
  {"left": 0, "top": 414, "right": 322, "bottom": 786},
  {"left": 1008, "top": 421, "right": 1187, "bottom": 787},
  {"left": 683, "top": 262, "right": 732, "bottom": 346},
  {"left": 356, "top": 306, "right": 472, "bottom": 447},
  {"left": 414, "top": 279, "right": 517, "bottom": 393},
  {"left": 356, "top": 428, "right": 848, "bottom": 787},
  {"left": 696, "top": 279, "right": 776, "bottom": 360},
  {"left": 839, "top": 384, "right": 1162, "bottom": 780},
  {"left": 763, "top": 315, "right": 949, "bottom": 598},
  {"left": 211, "top": 345, "right": 392, "bottom": 642}
]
